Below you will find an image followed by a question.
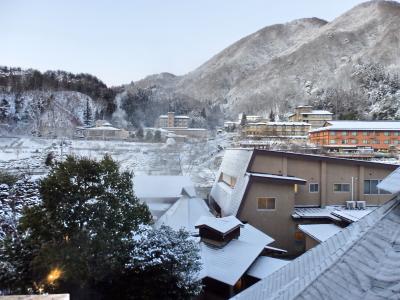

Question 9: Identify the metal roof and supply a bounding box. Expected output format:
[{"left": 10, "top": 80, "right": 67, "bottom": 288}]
[
  {"left": 377, "top": 167, "right": 400, "bottom": 194},
  {"left": 232, "top": 197, "right": 400, "bottom": 300},
  {"left": 310, "top": 120, "right": 400, "bottom": 132}
]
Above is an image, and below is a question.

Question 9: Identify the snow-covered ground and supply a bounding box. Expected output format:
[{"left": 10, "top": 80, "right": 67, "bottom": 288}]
[{"left": 0, "top": 133, "right": 235, "bottom": 189}]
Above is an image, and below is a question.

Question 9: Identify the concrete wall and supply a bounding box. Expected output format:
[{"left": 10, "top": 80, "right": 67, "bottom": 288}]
[
  {"left": 238, "top": 181, "right": 299, "bottom": 254},
  {"left": 248, "top": 153, "right": 395, "bottom": 207},
  {"left": 305, "top": 235, "right": 319, "bottom": 251}
]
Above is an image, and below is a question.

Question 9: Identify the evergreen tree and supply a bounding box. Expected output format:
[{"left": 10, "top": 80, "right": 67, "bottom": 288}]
[
  {"left": 122, "top": 225, "right": 202, "bottom": 299},
  {"left": 153, "top": 130, "right": 161, "bottom": 142},
  {"left": 136, "top": 126, "right": 144, "bottom": 139},
  {"left": 269, "top": 110, "right": 276, "bottom": 122},
  {"left": 145, "top": 130, "right": 153, "bottom": 141},
  {"left": 83, "top": 99, "right": 93, "bottom": 127},
  {"left": 240, "top": 113, "right": 247, "bottom": 126},
  {"left": 0, "top": 156, "right": 152, "bottom": 296}
]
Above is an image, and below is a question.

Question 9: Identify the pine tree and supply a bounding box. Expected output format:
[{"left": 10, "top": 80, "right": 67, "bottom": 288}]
[{"left": 83, "top": 99, "right": 93, "bottom": 127}]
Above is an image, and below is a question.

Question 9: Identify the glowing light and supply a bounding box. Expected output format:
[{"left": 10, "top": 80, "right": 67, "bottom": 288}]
[{"left": 47, "top": 268, "right": 62, "bottom": 284}]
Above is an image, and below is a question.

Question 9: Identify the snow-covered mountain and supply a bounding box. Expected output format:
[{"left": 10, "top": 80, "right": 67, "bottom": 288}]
[{"left": 135, "top": 0, "right": 400, "bottom": 117}]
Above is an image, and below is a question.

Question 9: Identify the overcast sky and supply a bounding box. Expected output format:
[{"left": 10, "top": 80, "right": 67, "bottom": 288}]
[{"left": 2, "top": 0, "right": 368, "bottom": 86}]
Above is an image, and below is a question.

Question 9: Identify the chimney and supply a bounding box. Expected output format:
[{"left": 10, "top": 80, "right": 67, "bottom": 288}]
[{"left": 195, "top": 216, "right": 242, "bottom": 247}]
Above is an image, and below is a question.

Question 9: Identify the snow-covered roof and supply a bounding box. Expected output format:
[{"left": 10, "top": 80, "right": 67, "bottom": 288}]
[
  {"left": 159, "top": 115, "right": 190, "bottom": 119},
  {"left": 247, "top": 256, "right": 290, "bottom": 279},
  {"left": 246, "top": 122, "right": 310, "bottom": 126},
  {"left": 210, "top": 149, "right": 254, "bottom": 216},
  {"left": 86, "top": 126, "right": 121, "bottom": 131},
  {"left": 298, "top": 224, "right": 342, "bottom": 243},
  {"left": 293, "top": 206, "right": 377, "bottom": 223},
  {"left": 232, "top": 197, "right": 400, "bottom": 300},
  {"left": 155, "top": 197, "right": 213, "bottom": 232},
  {"left": 331, "top": 209, "right": 374, "bottom": 223},
  {"left": 310, "top": 120, "right": 400, "bottom": 132},
  {"left": 133, "top": 175, "right": 195, "bottom": 200},
  {"left": 292, "top": 206, "right": 341, "bottom": 221},
  {"left": 195, "top": 215, "right": 242, "bottom": 234},
  {"left": 248, "top": 172, "right": 306, "bottom": 184},
  {"left": 377, "top": 167, "right": 400, "bottom": 194},
  {"left": 199, "top": 222, "right": 274, "bottom": 286},
  {"left": 301, "top": 110, "right": 332, "bottom": 115}
]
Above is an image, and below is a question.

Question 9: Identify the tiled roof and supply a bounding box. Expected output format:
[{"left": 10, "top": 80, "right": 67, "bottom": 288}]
[{"left": 232, "top": 197, "right": 400, "bottom": 300}]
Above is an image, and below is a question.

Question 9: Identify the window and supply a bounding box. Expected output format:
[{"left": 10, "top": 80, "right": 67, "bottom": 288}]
[
  {"left": 384, "top": 132, "right": 390, "bottom": 136},
  {"left": 362, "top": 140, "right": 369, "bottom": 144},
  {"left": 351, "top": 131, "right": 357, "bottom": 136},
  {"left": 219, "top": 172, "right": 237, "bottom": 188},
  {"left": 342, "top": 140, "right": 348, "bottom": 144},
  {"left": 294, "top": 184, "right": 298, "bottom": 193},
  {"left": 342, "top": 131, "right": 348, "bottom": 136},
  {"left": 330, "top": 131, "right": 336, "bottom": 136},
  {"left": 394, "top": 132, "right": 399, "bottom": 136},
  {"left": 333, "top": 183, "right": 350, "bottom": 192},
  {"left": 351, "top": 139, "right": 357, "bottom": 144},
  {"left": 363, "top": 131, "right": 369, "bottom": 136},
  {"left": 364, "top": 180, "right": 391, "bottom": 195},
  {"left": 257, "top": 197, "right": 276, "bottom": 210},
  {"left": 309, "top": 183, "right": 319, "bottom": 193},
  {"left": 330, "top": 139, "right": 336, "bottom": 144}
]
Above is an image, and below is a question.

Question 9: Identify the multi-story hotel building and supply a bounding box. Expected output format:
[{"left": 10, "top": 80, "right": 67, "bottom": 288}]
[
  {"left": 288, "top": 105, "right": 333, "bottom": 128},
  {"left": 157, "top": 112, "right": 190, "bottom": 128},
  {"left": 309, "top": 121, "right": 400, "bottom": 151},
  {"left": 242, "top": 122, "right": 311, "bottom": 138}
]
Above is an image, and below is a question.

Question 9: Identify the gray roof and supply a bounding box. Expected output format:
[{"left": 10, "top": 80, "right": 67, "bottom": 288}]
[
  {"left": 377, "top": 167, "right": 400, "bottom": 194},
  {"left": 310, "top": 120, "right": 400, "bottom": 132},
  {"left": 232, "top": 196, "right": 400, "bottom": 300}
]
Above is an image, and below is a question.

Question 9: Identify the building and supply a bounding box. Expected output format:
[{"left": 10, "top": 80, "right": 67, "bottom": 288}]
[
  {"left": 76, "top": 120, "right": 129, "bottom": 140},
  {"left": 242, "top": 122, "right": 311, "bottom": 138},
  {"left": 157, "top": 112, "right": 190, "bottom": 128},
  {"left": 288, "top": 105, "right": 333, "bottom": 128},
  {"left": 238, "top": 114, "right": 263, "bottom": 123},
  {"left": 309, "top": 120, "right": 400, "bottom": 151},
  {"left": 209, "top": 148, "right": 398, "bottom": 254},
  {"left": 232, "top": 186, "right": 400, "bottom": 300},
  {"left": 132, "top": 175, "right": 196, "bottom": 219},
  {"left": 155, "top": 191, "right": 279, "bottom": 299}
]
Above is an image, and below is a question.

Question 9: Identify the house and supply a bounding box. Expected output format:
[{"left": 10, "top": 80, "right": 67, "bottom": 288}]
[
  {"left": 76, "top": 120, "right": 129, "bottom": 140},
  {"left": 155, "top": 188, "right": 282, "bottom": 299},
  {"left": 195, "top": 216, "right": 275, "bottom": 299},
  {"left": 209, "top": 148, "right": 398, "bottom": 255},
  {"left": 309, "top": 120, "right": 400, "bottom": 151},
  {"left": 132, "top": 175, "right": 196, "bottom": 220},
  {"left": 241, "top": 122, "right": 311, "bottom": 138},
  {"left": 157, "top": 112, "right": 190, "bottom": 128},
  {"left": 231, "top": 186, "right": 400, "bottom": 300},
  {"left": 288, "top": 105, "right": 333, "bottom": 128}
]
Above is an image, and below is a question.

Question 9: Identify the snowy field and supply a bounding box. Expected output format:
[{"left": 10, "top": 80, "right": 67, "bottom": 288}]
[{"left": 0, "top": 134, "right": 235, "bottom": 188}]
